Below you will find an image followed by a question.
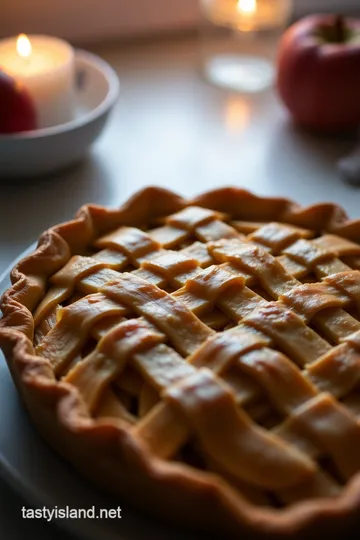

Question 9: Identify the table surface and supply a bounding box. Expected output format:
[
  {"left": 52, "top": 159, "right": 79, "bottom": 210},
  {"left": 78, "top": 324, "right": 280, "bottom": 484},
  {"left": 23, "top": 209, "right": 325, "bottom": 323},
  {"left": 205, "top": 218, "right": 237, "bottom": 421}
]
[{"left": 0, "top": 34, "right": 359, "bottom": 540}]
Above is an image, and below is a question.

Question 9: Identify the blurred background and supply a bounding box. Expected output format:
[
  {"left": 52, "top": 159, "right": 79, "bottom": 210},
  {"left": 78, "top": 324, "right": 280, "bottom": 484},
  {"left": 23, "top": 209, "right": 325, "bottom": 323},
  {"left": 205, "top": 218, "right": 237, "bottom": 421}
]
[{"left": 1, "top": 0, "right": 360, "bottom": 43}]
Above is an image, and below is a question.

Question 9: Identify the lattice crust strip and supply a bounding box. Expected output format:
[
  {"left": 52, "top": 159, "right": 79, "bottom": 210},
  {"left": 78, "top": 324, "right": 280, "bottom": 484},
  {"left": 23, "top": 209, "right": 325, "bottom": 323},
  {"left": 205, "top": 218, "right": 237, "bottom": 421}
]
[{"left": 3, "top": 188, "right": 360, "bottom": 534}]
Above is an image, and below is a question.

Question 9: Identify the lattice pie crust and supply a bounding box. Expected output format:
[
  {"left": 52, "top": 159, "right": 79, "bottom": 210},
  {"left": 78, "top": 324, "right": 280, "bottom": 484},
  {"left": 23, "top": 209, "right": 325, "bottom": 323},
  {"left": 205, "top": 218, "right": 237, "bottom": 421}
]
[{"left": 2, "top": 187, "right": 360, "bottom": 538}]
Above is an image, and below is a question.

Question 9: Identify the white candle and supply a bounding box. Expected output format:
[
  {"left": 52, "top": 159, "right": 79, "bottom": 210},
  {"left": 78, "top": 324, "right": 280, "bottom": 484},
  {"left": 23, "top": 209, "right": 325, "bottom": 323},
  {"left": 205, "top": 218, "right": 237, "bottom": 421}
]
[{"left": 0, "top": 34, "right": 75, "bottom": 129}]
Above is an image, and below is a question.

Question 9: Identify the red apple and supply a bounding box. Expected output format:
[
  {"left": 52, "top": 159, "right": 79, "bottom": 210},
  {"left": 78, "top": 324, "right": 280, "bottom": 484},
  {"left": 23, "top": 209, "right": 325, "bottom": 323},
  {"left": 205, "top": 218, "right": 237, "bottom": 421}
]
[
  {"left": 0, "top": 70, "right": 37, "bottom": 134},
  {"left": 276, "top": 14, "right": 360, "bottom": 132}
]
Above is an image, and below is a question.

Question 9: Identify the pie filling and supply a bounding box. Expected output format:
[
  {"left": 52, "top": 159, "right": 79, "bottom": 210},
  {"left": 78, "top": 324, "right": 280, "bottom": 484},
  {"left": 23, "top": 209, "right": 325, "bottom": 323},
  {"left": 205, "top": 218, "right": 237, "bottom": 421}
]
[{"left": 31, "top": 205, "right": 360, "bottom": 508}]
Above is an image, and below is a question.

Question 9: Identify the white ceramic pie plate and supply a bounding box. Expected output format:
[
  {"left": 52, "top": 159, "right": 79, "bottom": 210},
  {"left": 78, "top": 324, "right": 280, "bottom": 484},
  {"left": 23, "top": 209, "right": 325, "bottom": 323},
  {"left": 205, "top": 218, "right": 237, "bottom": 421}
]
[
  {"left": 0, "top": 248, "right": 199, "bottom": 540},
  {"left": 0, "top": 50, "right": 120, "bottom": 179}
]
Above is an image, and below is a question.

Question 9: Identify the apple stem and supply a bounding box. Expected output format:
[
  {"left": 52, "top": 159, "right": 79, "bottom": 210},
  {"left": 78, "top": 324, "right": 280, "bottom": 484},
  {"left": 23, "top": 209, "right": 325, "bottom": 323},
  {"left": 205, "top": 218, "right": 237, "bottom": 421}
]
[{"left": 334, "top": 15, "right": 346, "bottom": 43}]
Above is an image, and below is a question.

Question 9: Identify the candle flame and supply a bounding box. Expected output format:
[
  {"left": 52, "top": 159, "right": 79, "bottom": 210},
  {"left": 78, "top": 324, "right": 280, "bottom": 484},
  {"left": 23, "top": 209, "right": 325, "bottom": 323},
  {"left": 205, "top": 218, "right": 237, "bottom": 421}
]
[
  {"left": 237, "top": 0, "right": 257, "bottom": 15},
  {"left": 17, "top": 34, "right": 32, "bottom": 58}
]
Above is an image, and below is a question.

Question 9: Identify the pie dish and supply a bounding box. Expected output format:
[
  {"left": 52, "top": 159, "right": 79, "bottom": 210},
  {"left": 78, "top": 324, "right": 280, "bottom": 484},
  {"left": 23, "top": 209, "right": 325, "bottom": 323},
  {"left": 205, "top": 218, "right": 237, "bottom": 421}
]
[{"left": 2, "top": 186, "right": 360, "bottom": 539}]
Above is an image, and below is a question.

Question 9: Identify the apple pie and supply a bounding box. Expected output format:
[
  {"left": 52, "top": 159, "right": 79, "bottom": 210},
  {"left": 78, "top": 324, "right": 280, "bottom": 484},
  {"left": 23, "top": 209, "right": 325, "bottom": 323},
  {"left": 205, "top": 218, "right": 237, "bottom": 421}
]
[{"left": 2, "top": 187, "right": 360, "bottom": 538}]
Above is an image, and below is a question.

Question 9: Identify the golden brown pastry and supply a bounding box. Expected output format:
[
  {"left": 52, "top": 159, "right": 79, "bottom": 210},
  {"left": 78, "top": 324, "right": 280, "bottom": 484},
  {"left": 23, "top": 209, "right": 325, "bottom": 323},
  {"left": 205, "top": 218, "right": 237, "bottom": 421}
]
[{"left": 2, "top": 187, "right": 360, "bottom": 538}]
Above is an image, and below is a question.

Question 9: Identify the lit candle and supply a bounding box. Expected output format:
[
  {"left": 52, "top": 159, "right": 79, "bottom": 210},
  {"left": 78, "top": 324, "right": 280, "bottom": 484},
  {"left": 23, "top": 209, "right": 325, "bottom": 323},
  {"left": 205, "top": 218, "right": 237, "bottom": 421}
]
[
  {"left": 0, "top": 35, "right": 75, "bottom": 129},
  {"left": 202, "top": 0, "right": 292, "bottom": 32},
  {"left": 200, "top": 0, "right": 293, "bottom": 93}
]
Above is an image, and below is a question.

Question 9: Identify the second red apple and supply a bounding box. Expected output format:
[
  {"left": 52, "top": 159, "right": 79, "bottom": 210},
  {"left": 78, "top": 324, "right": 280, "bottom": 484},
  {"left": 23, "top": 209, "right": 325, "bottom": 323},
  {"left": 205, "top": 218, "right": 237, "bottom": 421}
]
[
  {"left": 277, "top": 14, "right": 360, "bottom": 132},
  {"left": 0, "top": 71, "right": 37, "bottom": 134}
]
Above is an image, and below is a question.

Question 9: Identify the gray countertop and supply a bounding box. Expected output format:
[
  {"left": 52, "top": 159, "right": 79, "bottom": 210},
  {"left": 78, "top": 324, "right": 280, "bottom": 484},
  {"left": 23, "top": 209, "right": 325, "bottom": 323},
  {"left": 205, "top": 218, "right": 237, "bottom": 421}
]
[{"left": 0, "top": 34, "right": 359, "bottom": 539}]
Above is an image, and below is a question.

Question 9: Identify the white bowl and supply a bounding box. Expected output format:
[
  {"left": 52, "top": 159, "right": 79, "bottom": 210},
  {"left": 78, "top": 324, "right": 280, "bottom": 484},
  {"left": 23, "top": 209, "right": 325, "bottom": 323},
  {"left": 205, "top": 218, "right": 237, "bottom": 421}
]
[{"left": 0, "top": 50, "right": 120, "bottom": 178}]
